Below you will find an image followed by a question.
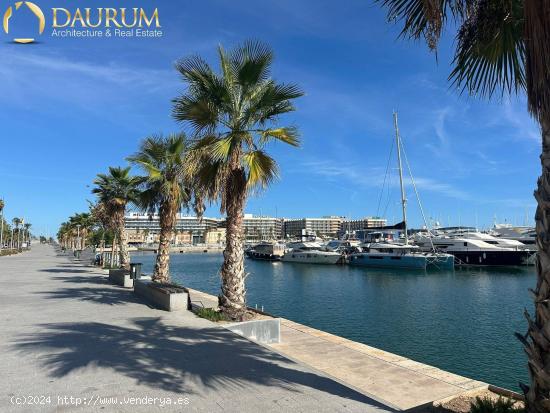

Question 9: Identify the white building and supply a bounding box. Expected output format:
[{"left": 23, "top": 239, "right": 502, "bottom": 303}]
[
  {"left": 284, "top": 216, "right": 343, "bottom": 239},
  {"left": 124, "top": 213, "right": 221, "bottom": 245}
]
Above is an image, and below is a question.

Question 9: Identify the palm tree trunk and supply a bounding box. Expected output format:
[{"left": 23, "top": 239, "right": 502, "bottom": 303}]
[
  {"left": 523, "top": 116, "right": 550, "bottom": 413},
  {"left": 114, "top": 208, "right": 130, "bottom": 270},
  {"left": 153, "top": 199, "right": 177, "bottom": 283},
  {"left": 219, "top": 167, "right": 247, "bottom": 320},
  {"left": 110, "top": 235, "right": 117, "bottom": 268}
]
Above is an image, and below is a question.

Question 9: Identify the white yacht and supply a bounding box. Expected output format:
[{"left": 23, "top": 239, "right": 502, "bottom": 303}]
[
  {"left": 348, "top": 242, "right": 454, "bottom": 269},
  {"left": 324, "top": 239, "right": 361, "bottom": 253},
  {"left": 413, "top": 233, "right": 534, "bottom": 266},
  {"left": 492, "top": 224, "right": 536, "bottom": 247},
  {"left": 282, "top": 242, "right": 343, "bottom": 265},
  {"left": 449, "top": 229, "right": 533, "bottom": 251}
]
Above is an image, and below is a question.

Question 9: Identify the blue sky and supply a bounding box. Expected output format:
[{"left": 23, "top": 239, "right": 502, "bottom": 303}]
[{"left": 0, "top": 0, "right": 540, "bottom": 237}]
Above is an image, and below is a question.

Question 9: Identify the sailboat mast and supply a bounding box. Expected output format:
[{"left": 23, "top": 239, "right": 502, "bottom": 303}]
[{"left": 393, "top": 112, "right": 408, "bottom": 245}]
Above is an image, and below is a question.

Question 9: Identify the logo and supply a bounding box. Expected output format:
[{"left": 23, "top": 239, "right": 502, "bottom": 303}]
[
  {"left": 3, "top": 1, "right": 45, "bottom": 44},
  {"left": 3, "top": 4, "right": 162, "bottom": 43}
]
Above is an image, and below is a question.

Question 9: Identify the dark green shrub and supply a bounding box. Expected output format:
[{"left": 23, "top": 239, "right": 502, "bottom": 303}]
[
  {"left": 195, "top": 307, "right": 228, "bottom": 322},
  {"left": 470, "top": 397, "right": 524, "bottom": 413}
]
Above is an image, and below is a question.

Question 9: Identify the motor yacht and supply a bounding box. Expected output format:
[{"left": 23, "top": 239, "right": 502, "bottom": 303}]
[
  {"left": 413, "top": 233, "right": 534, "bottom": 266},
  {"left": 282, "top": 242, "right": 343, "bottom": 264},
  {"left": 348, "top": 242, "right": 454, "bottom": 269}
]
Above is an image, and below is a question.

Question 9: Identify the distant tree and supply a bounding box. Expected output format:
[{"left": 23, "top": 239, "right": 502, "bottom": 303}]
[{"left": 92, "top": 167, "right": 142, "bottom": 270}]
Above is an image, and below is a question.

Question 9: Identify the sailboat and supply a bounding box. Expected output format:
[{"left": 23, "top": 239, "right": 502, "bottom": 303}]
[{"left": 348, "top": 112, "right": 455, "bottom": 270}]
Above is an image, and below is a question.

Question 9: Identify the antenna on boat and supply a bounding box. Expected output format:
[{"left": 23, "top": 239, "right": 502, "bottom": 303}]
[{"left": 393, "top": 111, "right": 408, "bottom": 245}]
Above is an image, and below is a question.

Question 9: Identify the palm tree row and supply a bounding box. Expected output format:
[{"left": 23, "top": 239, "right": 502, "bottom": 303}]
[
  {"left": 0, "top": 199, "right": 32, "bottom": 253},
  {"left": 376, "top": 1, "right": 548, "bottom": 411},
  {"left": 58, "top": 41, "right": 302, "bottom": 321},
  {"left": 57, "top": 213, "right": 94, "bottom": 251}
]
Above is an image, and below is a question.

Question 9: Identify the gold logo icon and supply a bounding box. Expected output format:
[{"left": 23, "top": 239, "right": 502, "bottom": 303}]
[{"left": 3, "top": 1, "right": 45, "bottom": 44}]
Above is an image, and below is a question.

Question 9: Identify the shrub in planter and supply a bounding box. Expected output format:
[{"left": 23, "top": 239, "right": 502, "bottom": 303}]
[{"left": 470, "top": 397, "right": 524, "bottom": 413}]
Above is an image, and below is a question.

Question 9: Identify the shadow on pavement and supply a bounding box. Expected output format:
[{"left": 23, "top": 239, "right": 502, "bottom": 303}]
[
  {"left": 36, "top": 285, "right": 142, "bottom": 306},
  {"left": 11, "top": 317, "right": 392, "bottom": 409},
  {"left": 39, "top": 268, "right": 95, "bottom": 274}
]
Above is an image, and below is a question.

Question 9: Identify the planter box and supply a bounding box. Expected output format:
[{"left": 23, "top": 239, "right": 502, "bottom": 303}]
[
  {"left": 108, "top": 269, "right": 133, "bottom": 288},
  {"left": 134, "top": 279, "right": 189, "bottom": 312},
  {"left": 225, "top": 319, "right": 281, "bottom": 344}
]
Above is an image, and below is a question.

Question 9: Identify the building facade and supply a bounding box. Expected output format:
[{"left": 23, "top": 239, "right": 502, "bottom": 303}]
[
  {"left": 124, "top": 213, "right": 222, "bottom": 245},
  {"left": 218, "top": 214, "right": 284, "bottom": 242},
  {"left": 283, "top": 216, "right": 343, "bottom": 239},
  {"left": 341, "top": 217, "right": 388, "bottom": 232}
]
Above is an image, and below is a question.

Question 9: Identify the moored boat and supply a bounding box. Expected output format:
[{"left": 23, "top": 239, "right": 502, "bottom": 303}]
[
  {"left": 413, "top": 233, "right": 534, "bottom": 266},
  {"left": 348, "top": 243, "right": 428, "bottom": 269},
  {"left": 282, "top": 242, "right": 343, "bottom": 265},
  {"left": 245, "top": 242, "right": 285, "bottom": 261}
]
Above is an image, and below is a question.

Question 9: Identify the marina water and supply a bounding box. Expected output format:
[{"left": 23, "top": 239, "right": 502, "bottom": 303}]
[{"left": 133, "top": 251, "right": 533, "bottom": 391}]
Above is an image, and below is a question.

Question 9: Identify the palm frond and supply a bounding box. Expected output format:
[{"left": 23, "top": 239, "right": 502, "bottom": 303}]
[
  {"left": 524, "top": 0, "right": 550, "bottom": 120},
  {"left": 230, "top": 40, "right": 273, "bottom": 90},
  {"left": 449, "top": 0, "right": 525, "bottom": 98},
  {"left": 260, "top": 127, "right": 300, "bottom": 147},
  {"left": 172, "top": 40, "right": 303, "bottom": 210},
  {"left": 243, "top": 150, "right": 279, "bottom": 189},
  {"left": 379, "top": 0, "right": 463, "bottom": 50}
]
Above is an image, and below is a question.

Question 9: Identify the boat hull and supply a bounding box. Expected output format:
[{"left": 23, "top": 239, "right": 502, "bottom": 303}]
[
  {"left": 426, "top": 254, "right": 455, "bottom": 269},
  {"left": 245, "top": 250, "right": 282, "bottom": 261},
  {"left": 451, "top": 250, "right": 533, "bottom": 266},
  {"left": 282, "top": 252, "right": 342, "bottom": 265},
  {"left": 348, "top": 253, "right": 427, "bottom": 269}
]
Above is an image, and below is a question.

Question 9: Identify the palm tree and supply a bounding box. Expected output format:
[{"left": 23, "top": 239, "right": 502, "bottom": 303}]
[
  {"left": 12, "top": 217, "right": 21, "bottom": 250},
  {"left": 172, "top": 41, "right": 303, "bottom": 319},
  {"left": 92, "top": 167, "right": 142, "bottom": 270},
  {"left": 24, "top": 223, "right": 31, "bottom": 246},
  {"left": 128, "top": 134, "right": 200, "bottom": 283},
  {"left": 90, "top": 201, "right": 115, "bottom": 262},
  {"left": 0, "top": 199, "right": 5, "bottom": 249},
  {"left": 377, "top": 1, "right": 548, "bottom": 411}
]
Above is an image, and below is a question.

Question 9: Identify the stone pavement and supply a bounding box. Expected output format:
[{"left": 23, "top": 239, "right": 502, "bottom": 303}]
[
  {"left": 186, "top": 292, "right": 488, "bottom": 410},
  {"left": 0, "top": 245, "right": 393, "bottom": 412}
]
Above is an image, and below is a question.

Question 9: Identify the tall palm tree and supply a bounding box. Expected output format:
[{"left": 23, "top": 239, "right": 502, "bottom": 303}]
[
  {"left": 24, "top": 223, "right": 31, "bottom": 246},
  {"left": 0, "top": 199, "right": 5, "bottom": 248},
  {"left": 128, "top": 134, "right": 200, "bottom": 283},
  {"left": 377, "top": 1, "right": 548, "bottom": 411},
  {"left": 92, "top": 167, "right": 142, "bottom": 270},
  {"left": 172, "top": 41, "right": 303, "bottom": 319},
  {"left": 90, "top": 201, "right": 114, "bottom": 259},
  {"left": 57, "top": 221, "right": 69, "bottom": 249},
  {"left": 12, "top": 217, "right": 21, "bottom": 250}
]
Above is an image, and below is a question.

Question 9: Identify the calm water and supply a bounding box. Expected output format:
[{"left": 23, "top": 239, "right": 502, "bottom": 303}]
[{"left": 132, "top": 251, "right": 534, "bottom": 391}]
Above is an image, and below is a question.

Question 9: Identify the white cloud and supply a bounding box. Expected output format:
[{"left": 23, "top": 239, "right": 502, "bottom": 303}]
[{"left": 300, "top": 159, "right": 472, "bottom": 200}]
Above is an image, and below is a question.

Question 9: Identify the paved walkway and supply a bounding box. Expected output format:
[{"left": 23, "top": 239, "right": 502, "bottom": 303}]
[
  {"left": 187, "top": 292, "right": 488, "bottom": 410},
  {"left": 0, "top": 245, "right": 392, "bottom": 412}
]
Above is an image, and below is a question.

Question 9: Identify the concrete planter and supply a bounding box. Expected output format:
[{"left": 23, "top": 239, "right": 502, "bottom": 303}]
[
  {"left": 134, "top": 279, "right": 189, "bottom": 312},
  {"left": 225, "top": 319, "right": 281, "bottom": 344},
  {"left": 108, "top": 269, "right": 133, "bottom": 288}
]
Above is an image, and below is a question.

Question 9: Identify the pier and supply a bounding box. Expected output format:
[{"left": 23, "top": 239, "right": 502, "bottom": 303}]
[{"left": 2, "top": 245, "right": 494, "bottom": 412}]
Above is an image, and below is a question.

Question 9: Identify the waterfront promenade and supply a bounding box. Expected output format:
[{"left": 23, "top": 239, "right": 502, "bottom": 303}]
[{"left": 0, "top": 245, "right": 392, "bottom": 412}]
